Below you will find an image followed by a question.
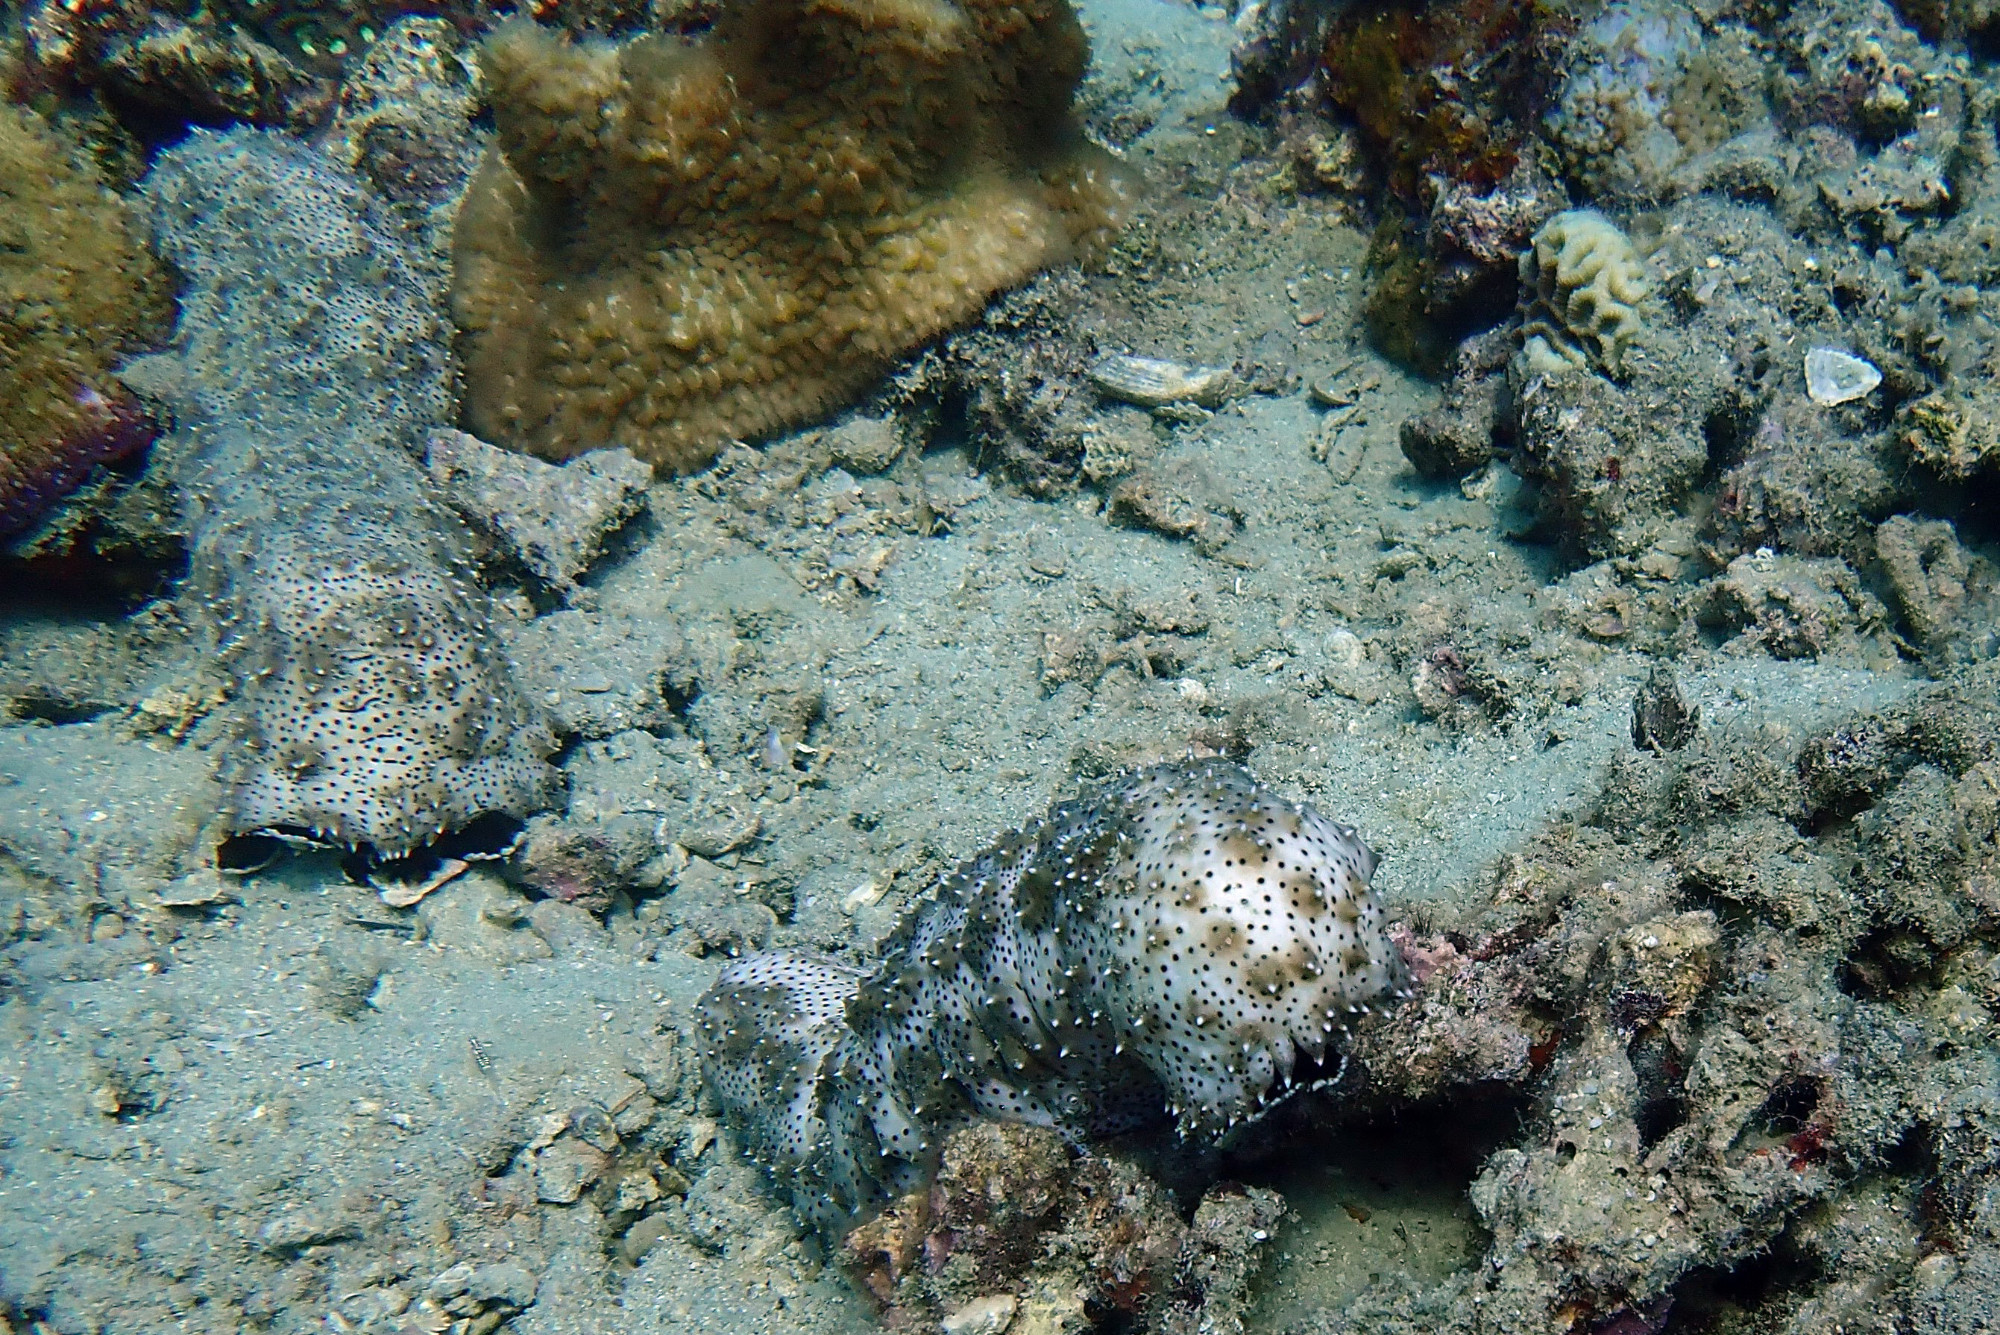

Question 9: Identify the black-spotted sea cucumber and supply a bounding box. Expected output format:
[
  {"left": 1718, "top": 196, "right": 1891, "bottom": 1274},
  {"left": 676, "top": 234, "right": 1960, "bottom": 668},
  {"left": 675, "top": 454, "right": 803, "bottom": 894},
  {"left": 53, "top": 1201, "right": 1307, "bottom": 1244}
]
[{"left": 698, "top": 760, "right": 1410, "bottom": 1229}]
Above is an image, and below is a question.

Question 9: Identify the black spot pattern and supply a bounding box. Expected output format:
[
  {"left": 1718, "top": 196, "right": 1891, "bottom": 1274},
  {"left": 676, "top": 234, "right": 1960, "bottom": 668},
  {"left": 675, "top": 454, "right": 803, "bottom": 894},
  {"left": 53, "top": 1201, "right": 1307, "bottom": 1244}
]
[{"left": 697, "top": 761, "right": 1410, "bottom": 1230}]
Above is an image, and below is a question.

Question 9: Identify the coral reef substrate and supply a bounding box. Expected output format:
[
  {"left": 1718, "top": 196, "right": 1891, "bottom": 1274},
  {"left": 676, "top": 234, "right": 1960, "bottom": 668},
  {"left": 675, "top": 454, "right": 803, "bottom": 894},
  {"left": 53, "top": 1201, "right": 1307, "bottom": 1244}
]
[
  {"left": 699, "top": 760, "right": 1409, "bottom": 1231},
  {"left": 451, "top": 0, "right": 1132, "bottom": 473}
]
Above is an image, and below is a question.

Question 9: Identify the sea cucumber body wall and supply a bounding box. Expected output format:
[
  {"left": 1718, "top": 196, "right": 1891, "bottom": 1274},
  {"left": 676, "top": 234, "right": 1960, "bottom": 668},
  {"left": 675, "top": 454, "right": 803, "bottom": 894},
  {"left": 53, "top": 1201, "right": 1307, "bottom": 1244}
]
[{"left": 699, "top": 761, "right": 1408, "bottom": 1230}]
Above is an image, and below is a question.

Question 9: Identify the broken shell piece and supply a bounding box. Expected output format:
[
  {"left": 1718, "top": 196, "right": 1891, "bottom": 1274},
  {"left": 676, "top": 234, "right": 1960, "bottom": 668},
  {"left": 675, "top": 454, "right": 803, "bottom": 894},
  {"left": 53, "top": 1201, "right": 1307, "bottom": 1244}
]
[
  {"left": 376, "top": 857, "right": 470, "bottom": 909},
  {"left": 1804, "top": 347, "right": 1881, "bottom": 406},
  {"left": 157, "top": 868, "right": 240, "bottom": 908},
  {"left": 841, "top": 878, "right": 887, "bottom": 914},
  {"left": 1088, "top": 355, "right": 1236, "bottom": 408}
]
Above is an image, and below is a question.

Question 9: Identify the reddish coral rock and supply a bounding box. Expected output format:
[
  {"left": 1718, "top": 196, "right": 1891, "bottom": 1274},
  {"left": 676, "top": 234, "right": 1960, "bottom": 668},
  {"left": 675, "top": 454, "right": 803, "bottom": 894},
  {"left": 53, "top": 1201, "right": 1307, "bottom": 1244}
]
[{"left": 0, "top": 102, "right": 168, "bottom": 538}]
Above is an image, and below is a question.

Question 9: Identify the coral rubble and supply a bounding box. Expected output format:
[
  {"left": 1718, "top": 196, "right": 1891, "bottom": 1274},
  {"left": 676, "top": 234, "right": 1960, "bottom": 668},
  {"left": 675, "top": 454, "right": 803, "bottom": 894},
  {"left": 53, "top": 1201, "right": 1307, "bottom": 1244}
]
[
  {"left": 451, "top": 0, "right": 1131, "bottom": 473},
  {"left": 699, "top": 761, "right": 1408, "bottom": 1231},
  {"left": 844, "top": 1121, "right": 1283, "bottom": 1335},
  {"left": 1312, "top": 666, "right": 2000, "bottom": 1334},
  {"left": 0, "top": 104, "right": 168, "bottom": 538},
  {"left": 143, "top": 128, "right": 559, "bottom": 856},
  {"left": 1304, "top": 0, "right": 1558, "bottom": 208}
]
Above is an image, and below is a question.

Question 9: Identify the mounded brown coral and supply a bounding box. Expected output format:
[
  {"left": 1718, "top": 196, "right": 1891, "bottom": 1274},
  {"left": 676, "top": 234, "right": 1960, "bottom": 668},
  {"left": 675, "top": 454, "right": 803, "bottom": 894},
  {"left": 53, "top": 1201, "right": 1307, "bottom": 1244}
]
[
  {"left": 451, "top": 0, "right": 1131, "bottom": 473},
  {"left": 0, "top": 103, "right": 169, "bottom": 537}
]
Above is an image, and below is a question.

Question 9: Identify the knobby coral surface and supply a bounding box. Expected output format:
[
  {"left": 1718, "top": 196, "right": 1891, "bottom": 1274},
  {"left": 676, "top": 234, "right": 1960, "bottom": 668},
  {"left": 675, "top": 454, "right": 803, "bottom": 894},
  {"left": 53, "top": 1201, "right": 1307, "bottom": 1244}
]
[
  {"left": 452, "top": 0, "right": 1131, "bottom": 473},
  {"left": 0, "top": 103, "right": 168, "bottom": 537},
  {"left": 1516, "top": 207, "right": 1648, "bottom": 379}
]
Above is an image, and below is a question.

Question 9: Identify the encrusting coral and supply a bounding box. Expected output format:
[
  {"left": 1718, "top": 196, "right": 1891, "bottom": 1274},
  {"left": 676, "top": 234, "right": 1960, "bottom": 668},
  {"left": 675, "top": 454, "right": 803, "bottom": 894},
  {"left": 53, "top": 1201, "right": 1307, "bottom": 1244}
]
[
  {"left": 0, "top": 103, "right": 169, "bottom": 537},
  {"left": 699, "top": 761, "right": 1410, "bottom": 1232},
  {"left": 451, "top": 0, "right": 1132, "bottom": 473}
]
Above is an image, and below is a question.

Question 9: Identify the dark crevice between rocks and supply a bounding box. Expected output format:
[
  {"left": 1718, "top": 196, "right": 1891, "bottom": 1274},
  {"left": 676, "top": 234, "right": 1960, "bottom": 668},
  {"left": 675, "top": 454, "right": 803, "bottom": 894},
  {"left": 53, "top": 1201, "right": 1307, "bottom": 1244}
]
[
  {"left": 4, "top": 695, "right": 116, "bottom": 725},
  {"left": 0, "top": 542, "right": 187, "bottom": 617},
  {"left": 1837, "top": 923, "right": 1947, "bottom": 998},
  {"left": 1628, "top": 1026, "right": 1691, "bottom": 1152},
  {"left": 658, "top": 672, "right": 701, "bottom": 727},
  {"left": 1666, "top": 1229, "right": 1825, "bottom": 1333},
  {"left": 1226, "top": 1082, "right": 1530, "bottom": 1217}
]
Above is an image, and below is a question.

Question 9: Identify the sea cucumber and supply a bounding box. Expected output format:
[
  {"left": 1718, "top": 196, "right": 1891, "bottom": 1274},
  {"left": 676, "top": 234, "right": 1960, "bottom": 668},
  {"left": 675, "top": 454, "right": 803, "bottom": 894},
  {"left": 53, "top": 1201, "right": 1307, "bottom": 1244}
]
[
  {"left": 144, "top": 128, "right": 560, "bottom": 856},
  {"left": 699, "top": 760, "right": 1410, "bottom": 1229}
]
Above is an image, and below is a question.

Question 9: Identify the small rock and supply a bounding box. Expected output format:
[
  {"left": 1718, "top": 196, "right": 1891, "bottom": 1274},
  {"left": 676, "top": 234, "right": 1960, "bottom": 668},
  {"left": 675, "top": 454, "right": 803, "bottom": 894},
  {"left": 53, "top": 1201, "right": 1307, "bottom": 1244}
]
[
  {"left": 418, "top": 871, "right": 554, "bottom": 964},
  {"left": 681, "top": 898, "right": 778, "bottom": 956},
  {"left": 619, "top": 1212, "right": 675, "bottom": 1265},
  {"left": 427, "top": 428, "right": 651, "bottom": 592},
  {"left": 427, "top": 1262, "right": 480, "bottom": 1301},
  {"left": 1107, "top": 466, "right": 1240, "bottom": 553},
  {"left": 534, "top": 1137, "right": 611, "bottom": 1204},
  {"left": 825, "top": 415, "right": 907, "bottom": 473},
  {"left": 528, "top": 898, "right": 610, "bottom": 956},
  {"left": 1631, "top": 664, "right": 1700, "bottom": 753},
  {"left": 942, "top": 1293, "right": 1019, "bottom": 1335},
  {"left": 258, "top": 1208, "right": 362, "bottom": 1256},
  {"left": 1803, "top": 347, "right": 1881, "bottom": 406},
  {"left": 678, "top": 810, "right": 762, "bottom": 861},
  {"left": 156, "top": 867, "right": 239, "bottom": 908},
  {"left": 465, "top": 1262, "right": 537, "bottom": 1310},
  {"left": 569, "top": 1102, "right": 621, "bottom": 1153}
]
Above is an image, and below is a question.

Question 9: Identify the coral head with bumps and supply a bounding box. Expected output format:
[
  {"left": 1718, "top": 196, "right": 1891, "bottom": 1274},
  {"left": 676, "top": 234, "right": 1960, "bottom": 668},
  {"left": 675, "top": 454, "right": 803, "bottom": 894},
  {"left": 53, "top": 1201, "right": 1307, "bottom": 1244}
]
[{"left": 453, "top": 0, "right": 1133, "bottom": 473}]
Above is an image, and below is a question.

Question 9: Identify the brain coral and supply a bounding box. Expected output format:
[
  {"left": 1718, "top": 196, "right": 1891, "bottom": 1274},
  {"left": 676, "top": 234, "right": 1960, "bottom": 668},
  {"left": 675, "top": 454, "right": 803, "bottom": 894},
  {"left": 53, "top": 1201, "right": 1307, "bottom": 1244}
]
[
  {"left": 700, "top": 761, "right": 1410, "bottom": 1230},
  {"left": 451, "top": 0, "right": 1132, "bottom": 473},
  {"left": 1516, "top": 208, "right": 1648, "bottom": 379},
  {"left": 0, "top": 103, "right": 169, "bottom": 537}
]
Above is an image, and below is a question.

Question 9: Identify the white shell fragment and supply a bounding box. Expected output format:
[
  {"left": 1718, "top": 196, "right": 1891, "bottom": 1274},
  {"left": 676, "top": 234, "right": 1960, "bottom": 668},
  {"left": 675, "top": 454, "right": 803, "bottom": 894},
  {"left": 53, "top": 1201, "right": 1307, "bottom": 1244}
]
[
  {"left": 376, "top": 856, "right": 470, "bottom": 908},
  {"left": 1804, "top": 347, "right": 1881, "bottom": 406},
  {"left": 1088, "top": 354, "right": 1236, "bottom": 408}
]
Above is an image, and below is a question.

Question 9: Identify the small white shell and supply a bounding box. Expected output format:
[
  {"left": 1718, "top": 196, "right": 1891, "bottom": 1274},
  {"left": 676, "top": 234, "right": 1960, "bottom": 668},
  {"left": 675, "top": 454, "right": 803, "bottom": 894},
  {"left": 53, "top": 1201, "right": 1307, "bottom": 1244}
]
[
  {"left": 1088, "top": 355, "right": 1235, "bottom": 408},
  {"left": 1804, "top": 347, "right": 1881, "bottom": 406}
]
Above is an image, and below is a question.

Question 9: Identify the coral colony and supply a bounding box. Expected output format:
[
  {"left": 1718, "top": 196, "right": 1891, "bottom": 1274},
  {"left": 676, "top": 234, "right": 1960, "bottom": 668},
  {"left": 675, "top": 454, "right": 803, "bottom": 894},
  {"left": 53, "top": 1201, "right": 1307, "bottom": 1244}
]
[{"left": 452, "top": 0, "right": 1130, "bottom": 473}]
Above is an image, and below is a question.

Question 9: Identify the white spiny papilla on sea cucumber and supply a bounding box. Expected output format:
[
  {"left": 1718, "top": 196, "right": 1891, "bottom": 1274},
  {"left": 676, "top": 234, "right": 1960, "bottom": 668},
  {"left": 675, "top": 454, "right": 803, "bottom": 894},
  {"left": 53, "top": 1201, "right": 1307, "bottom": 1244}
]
[{"left": 697, "top": 760, "right": 1411, "bottom": 1231}]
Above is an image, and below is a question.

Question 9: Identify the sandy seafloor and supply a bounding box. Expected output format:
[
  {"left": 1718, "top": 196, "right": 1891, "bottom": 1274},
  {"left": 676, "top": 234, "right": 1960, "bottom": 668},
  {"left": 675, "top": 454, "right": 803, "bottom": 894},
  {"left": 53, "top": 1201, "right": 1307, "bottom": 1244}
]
[{"left": 2, "top": 0, "right": 1999, "bottom": 1332}]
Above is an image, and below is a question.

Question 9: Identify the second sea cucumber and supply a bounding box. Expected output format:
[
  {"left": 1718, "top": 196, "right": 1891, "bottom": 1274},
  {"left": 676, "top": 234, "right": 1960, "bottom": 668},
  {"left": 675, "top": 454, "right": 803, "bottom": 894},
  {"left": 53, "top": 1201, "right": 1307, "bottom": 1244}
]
[{"left": 698, "top": 760, "right": 1411, "bottom": 1229}]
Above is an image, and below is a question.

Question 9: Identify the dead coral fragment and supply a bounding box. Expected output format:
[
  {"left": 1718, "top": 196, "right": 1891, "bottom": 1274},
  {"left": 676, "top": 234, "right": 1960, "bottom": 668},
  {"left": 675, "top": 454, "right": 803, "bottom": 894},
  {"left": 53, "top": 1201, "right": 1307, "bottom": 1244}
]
[
  {"left": 0, "top": 104, "right": 169, "bottom": 536},
  {"left": 454, "top": 0, "right": 1131, "bottom": 473}
]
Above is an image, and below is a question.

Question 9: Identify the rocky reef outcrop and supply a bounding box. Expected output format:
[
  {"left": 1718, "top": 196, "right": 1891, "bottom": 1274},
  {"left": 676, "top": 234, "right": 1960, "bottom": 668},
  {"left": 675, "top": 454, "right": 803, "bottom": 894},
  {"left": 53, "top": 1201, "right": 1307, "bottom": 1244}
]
[{"left": 0, "top": 102, "right": 169, "bottom": 539}]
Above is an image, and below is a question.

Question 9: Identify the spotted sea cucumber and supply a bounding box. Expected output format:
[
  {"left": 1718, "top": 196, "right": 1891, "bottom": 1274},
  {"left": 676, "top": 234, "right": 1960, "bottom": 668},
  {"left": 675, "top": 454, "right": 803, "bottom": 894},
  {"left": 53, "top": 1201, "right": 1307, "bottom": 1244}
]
[{"left": 698, "top": 760, "right": 1410, "bottom": 1230}]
